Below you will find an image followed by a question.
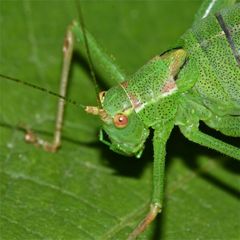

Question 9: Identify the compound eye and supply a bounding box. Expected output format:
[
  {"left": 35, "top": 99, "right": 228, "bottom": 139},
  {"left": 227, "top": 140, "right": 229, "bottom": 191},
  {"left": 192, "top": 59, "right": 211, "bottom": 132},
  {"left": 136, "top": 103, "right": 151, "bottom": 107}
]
[
  {"left": 99, "top": 91, "right": 106, "bottom": 103},
  {"left": 113, "top": 114, "right": 128, "bottom": 128}
]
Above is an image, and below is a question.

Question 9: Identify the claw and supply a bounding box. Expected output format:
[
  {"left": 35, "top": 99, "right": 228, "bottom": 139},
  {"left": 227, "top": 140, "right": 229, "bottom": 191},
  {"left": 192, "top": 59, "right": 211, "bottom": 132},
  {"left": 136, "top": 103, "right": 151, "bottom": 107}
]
[
  {"left": 24, "top": 128, "right": 59, "bottom": 152},
  {"left": 25, "top": 130, "right": 38, "bottom": 145},
  {"left": 127, "top": 203, "right": 162, "bottom": 240}
]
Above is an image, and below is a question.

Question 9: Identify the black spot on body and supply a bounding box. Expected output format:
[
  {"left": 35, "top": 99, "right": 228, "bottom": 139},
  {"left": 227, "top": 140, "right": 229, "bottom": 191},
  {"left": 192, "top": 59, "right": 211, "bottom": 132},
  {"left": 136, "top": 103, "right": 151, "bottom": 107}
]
[{"left": 215, "top": 12, "right": 240, "bottom": 66}]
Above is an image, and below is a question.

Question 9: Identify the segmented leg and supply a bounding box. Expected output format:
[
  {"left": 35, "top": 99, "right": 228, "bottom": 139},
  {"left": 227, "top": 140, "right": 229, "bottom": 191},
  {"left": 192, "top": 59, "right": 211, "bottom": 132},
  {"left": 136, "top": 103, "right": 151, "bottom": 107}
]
[
  {"left": 205, "top": 115, "right": 240, "bottom": 137},
  {"left": 25, "top": 21, "right": 126, "bottom": 152},
  {"left": 128, "top": 122, "right": 174, "bottom": 239},
  {"left": 25, "top": 24, "right": 74, "bottom": 152},
  {"left": 71, "top": 21, "right": 125, "bottom": 86},
  {"left": 179, "top": 125, "right": 240, "bottom": 160}
]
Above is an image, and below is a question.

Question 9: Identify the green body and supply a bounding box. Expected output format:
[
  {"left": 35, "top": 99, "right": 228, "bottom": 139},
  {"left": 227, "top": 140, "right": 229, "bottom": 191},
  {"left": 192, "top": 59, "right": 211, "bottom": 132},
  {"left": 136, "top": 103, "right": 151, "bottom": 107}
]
[
  {"left": 101, "top": 4, "right": 240, "bottom": 158},
  {"left": 179, "top": 4, "right": 240, "bottom": 134},
  {"left": 2, "top": 1, "right": 238, "bottom": 239},
  {"left": 94, "top": 6, "right": 240, "bottom": 235},
  {"left": 30, "top": 1, "right": 240, "bottom": 238}
]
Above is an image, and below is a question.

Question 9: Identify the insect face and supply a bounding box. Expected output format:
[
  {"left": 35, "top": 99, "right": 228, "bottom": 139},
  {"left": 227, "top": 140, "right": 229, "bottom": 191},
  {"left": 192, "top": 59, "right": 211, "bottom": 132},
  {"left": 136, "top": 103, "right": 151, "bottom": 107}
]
[{"left": 98, "top": 85, "right": 149, "bottom": 158}]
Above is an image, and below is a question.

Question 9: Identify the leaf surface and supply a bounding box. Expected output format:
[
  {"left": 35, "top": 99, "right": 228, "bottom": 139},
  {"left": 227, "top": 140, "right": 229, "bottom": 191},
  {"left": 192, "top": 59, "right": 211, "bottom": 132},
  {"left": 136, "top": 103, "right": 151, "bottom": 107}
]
[{"left": 0, "top": 1, "right": 239, "bottom": 239}]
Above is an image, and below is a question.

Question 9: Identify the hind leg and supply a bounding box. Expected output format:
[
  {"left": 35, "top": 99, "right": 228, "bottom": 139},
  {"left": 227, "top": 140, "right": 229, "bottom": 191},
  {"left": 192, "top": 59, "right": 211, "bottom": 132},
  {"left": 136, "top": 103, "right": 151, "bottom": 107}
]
[
  {"left": 205, "top": 115, "right": 240, "bottom": 137},
  {"left": 179, "top": 121, "right": 240, "bottom": 160}
]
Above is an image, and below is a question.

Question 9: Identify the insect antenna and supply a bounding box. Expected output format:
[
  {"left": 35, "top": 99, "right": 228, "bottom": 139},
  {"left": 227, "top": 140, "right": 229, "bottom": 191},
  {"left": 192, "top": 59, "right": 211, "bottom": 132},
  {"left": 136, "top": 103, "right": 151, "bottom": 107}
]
[
  {"left": 75, "top": 0, "right": 101, "bottom": 106},
  {"left": 0, "top": 73, "right": 86, "bottom": 110}
]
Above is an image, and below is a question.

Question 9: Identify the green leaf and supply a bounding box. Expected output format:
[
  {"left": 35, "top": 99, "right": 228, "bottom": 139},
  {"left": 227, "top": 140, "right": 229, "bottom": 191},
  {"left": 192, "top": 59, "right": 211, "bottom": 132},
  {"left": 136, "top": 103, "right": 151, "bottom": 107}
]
[{"left": 0, "top": 1, "right": 239, "bottom": 239}]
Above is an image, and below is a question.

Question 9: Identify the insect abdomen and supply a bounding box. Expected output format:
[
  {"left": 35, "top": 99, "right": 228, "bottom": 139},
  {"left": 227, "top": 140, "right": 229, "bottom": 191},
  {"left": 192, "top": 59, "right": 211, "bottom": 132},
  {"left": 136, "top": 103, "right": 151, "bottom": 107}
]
[{"left": 183, "top": 4, "right": 240, "bottom": 116}]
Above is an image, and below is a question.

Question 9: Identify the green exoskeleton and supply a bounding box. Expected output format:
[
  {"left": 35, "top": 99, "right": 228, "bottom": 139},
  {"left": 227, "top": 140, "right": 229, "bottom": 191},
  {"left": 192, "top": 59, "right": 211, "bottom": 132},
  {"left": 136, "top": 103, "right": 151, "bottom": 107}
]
[{"left": 1, "top": 0, "right": 240, "bottom": 239}]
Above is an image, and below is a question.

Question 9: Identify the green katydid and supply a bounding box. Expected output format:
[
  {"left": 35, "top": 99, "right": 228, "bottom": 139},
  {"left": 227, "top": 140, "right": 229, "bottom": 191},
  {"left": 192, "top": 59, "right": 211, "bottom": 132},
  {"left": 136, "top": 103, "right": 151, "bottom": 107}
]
[{"left": 0, "top": 0, "right": 239, "bottom": 239}]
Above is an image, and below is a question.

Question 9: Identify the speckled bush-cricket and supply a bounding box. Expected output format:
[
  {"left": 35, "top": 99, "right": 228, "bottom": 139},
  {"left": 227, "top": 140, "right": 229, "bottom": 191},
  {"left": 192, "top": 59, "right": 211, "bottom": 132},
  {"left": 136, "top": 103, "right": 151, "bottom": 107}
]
[{"left": 1, "top": 0, "right": 240, "bottom": 239}]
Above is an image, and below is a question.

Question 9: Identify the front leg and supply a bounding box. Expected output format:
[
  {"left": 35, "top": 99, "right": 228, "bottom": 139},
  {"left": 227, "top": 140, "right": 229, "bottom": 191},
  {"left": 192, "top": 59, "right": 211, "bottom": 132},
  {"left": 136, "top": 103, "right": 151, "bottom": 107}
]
[
  {"left": 128, "top": 122, "right": 174, "bottom": 239},
  {"left": 71, "top": 21, "right": 126, "bottom": 86},
  {"left": 25, "top": 20, "right": 126, "bottom": 152},
  {"left": 25, "top": 24, "right": 75, "bottom": 152}
]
